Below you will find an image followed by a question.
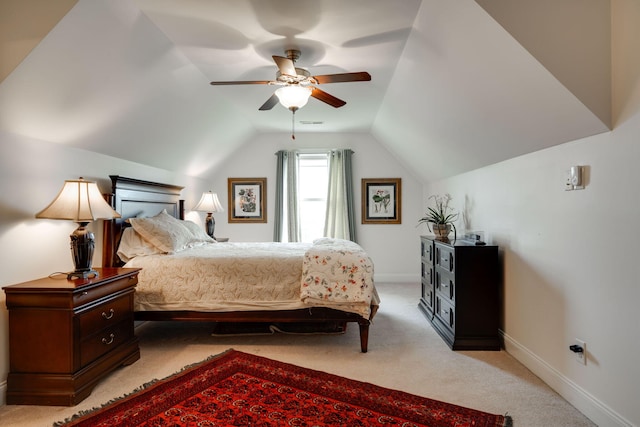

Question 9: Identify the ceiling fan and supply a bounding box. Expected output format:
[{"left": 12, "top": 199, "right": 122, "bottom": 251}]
[{"left": 210, "top": 49, "right": 371, "bottom": 112}]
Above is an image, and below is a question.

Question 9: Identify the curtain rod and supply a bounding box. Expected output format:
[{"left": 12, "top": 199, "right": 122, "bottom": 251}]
[{"left": 274, "top": 149, "right": 355, "bottom": 155}]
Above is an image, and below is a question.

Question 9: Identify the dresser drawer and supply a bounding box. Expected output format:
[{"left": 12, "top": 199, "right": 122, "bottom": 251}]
[
  {"left": 436, "top": 270, "right": 455, "bottom": 303},
  {"left": 80, "top": 320, "right": 134, "bottom": 367},
  {"left": 421, "top": 262, "right": 433, "bottom": 284},
  {"left": 421, "top": 239, "right": 433, "bottom": 263},
  {"left": 79, "top": 292, "right": 133, "bottom": 336},
  {"left": 436, "top": 245, "right": 454, "bottom": 273},
  {"left": 422, "top": 281, "right": 434, "bottom": 312},
  {"left": 436, "top": 296, "right": 455, "bottom": 332}
]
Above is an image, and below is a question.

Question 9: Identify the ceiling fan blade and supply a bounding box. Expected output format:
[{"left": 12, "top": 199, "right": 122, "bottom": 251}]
[
  {"left": 210, "top": 80, "right": 272, "bottom": 85},
  {"left": 259, "top": 93, "right": 279, "bottom": 111},
  {"left": 272, "top": 55, "right": 297, "bottom": 76},
  {"left": 312, "top": 72, "right": 371, "bottom": 84},
  {"left": 310, "top": 87, "right": 346, "bottom": 108}
]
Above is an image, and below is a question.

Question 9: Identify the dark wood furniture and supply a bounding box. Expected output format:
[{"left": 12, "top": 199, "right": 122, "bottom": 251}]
[
  {"left": 418, "top": 236, "right": 501, "bottom": 350},
  {"left": 419, "top": 236, "right": 436, "bottom": 320},
  {"left": 102, "top": 175, "right": 373, "bottom": 353},
  {"left": 3, "top": 267, "right": 141, "bottom": 406}
]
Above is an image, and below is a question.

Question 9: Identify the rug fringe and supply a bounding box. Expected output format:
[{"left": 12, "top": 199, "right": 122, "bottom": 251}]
[
  {"left": 52, "top": 382, "right": 157, "bottom": 427},
  {"left": 53, "top": 349, "right": 237, "bottom": 426},
  {"left": 502, "top": 412, "right": 513, "bottom": 426}
]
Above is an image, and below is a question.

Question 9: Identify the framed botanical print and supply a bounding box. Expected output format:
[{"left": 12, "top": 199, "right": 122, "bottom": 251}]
[
  {"left": 227, "top": 177, "right": 266, "bottom": 223},
  {"left": 361, "top": 178, "right": 401, "bottom": 224}
]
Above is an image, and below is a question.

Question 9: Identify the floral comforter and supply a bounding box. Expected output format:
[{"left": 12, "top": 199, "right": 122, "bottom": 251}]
[{"left": 301, "top": 238, "right": 376, "bottom": 317}]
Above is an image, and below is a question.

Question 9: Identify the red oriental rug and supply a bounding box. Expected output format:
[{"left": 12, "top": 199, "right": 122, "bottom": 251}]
[{"left": 56, "top": 349, "right": 511, "bottom": 427}]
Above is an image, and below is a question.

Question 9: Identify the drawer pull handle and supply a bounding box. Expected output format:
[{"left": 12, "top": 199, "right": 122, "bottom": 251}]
[
  {"left": 102, "top": 309, "right": 114, "bottom": 320},
  {"left": 102, "top": 334, "right": 115, "bottom": 345},
  {"left": 82, "top": 291, "right": 89, "bottom": 296}
]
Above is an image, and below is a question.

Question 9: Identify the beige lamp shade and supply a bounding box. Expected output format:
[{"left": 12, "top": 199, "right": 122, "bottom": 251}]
[
  {"left": 36, "top": 178, "right": 121, "bottom": 221},
  {"left": 193, "top": 191, "right": 224, "bottom": 213}
]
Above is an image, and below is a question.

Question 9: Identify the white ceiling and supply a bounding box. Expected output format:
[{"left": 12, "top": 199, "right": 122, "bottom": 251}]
[{"left": 0, "top": 0, "right": 612, "bottom": 182}]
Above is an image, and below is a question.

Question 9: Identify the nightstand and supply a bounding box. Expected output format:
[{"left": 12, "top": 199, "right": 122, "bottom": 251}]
[{"left": 3, "top": 267, "right": 141, "bottom": 406}]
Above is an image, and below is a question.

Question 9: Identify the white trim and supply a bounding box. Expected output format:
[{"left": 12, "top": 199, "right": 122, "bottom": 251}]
[
  {"left": 373, "top": 273, "right": 420, "bottom": 284},
  {"left": 501, "top": 331, "right": 635, "bottom": 427}
]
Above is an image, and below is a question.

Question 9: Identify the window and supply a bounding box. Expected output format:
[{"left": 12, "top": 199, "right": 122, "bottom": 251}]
[{"left": 298, "top": 152, "right": 329, "bottom": 242}]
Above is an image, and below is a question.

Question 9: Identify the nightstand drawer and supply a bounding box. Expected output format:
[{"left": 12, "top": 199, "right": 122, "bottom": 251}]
[
  {"left": 79, "top": 292, "right": 133, "bottom": 336},
  {"left": 73, "top": 274, "right": 138, "bottom": 307},
  {"left": 80, "top": 320, "right": 134, "bottom": 367}
]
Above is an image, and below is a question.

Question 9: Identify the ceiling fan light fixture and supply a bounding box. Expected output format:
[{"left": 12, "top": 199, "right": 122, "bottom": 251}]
[{"left": 275, "top": 85, "right": 312, "bottom": 111}]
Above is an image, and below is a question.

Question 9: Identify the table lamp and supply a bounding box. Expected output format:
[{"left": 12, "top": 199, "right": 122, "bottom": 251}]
[
  {"left": 193, "top": 191, "right": 224, "bottom": 239},
  {"left": 35, "top": 177, "right": 121, "bottom": 279}
]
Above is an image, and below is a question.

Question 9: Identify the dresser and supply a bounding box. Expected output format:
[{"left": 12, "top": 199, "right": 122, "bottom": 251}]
[
  {"left": 3, "top": 267, "right": 141, "bottom": 406},
  {"left": 418, "top": 236, "right": 501, "bottom": 350}
]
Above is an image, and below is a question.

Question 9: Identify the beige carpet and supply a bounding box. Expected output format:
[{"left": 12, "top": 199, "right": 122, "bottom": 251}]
[{"left": 0, "top": 282, "right": 595, "bottom": 427}]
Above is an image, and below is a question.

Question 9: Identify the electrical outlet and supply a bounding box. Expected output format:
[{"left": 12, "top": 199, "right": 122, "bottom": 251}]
[{"left": 573, "top": 339, "right": 587, "bottom": 365}]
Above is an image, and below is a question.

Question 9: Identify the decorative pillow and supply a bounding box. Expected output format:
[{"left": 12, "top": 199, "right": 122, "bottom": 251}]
[
  {"left": 129, "top": 210, "right": 194, "bottom": 253},
  {"left": 116, "top": 227, "right": 163, "bottom": 262},
  {"left": 182, "top": 220, "right": 216, "bottom": 245}
]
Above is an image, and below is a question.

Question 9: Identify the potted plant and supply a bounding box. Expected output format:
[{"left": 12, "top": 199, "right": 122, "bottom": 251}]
[{"left": 418, "top": 194, "right": 458, "bottom": 241}]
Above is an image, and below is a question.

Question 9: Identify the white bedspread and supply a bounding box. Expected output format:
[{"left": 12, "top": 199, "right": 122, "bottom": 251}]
[{"left": 124, "top": 241, "right": 377, "bottom": 319}]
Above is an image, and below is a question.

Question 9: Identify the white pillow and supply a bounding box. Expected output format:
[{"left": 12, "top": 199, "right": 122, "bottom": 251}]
[
  {"left": 117, "top": 227, "right": 163, "bottom": 262},
  {"left": 182, "top": 220, "right": 216, "bottom": 246},
  {"left": 129, "top": 210, "right": 194, "bottom": 253}
]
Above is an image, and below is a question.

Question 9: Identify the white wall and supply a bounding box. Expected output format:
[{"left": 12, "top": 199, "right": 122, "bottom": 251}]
[
  {"left": 422, "top": 2, "right": 640, "bottom": 425},
  {"left": 0, "top": 130, "right": 210, "bottom": 404},
  {"left": 201, "top": 132, "right": 423, "bottom": 283}
]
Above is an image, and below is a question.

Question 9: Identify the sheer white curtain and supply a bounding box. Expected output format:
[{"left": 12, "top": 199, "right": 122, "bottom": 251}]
[
  {"left": 273, "top": 150, "right": 301, "bottom": 242},
  {"left": 324, "top": 149, "right": 356, "bottom": 242}
]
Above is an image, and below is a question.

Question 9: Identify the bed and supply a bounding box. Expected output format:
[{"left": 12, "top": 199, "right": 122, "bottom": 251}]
[{"left": 102, "top": 175, "right": 378, "bottom": 352}]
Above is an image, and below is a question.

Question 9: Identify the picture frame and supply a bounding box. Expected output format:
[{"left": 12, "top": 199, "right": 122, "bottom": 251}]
[
  {"left": 361, "top": 178, "right": 401, "bottom": 224},
  {"left": 227, "top": 177, "right": 267, "bottom": 223}
]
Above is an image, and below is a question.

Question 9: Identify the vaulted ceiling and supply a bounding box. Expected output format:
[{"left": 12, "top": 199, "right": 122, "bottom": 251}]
[{"left": 0, "top": 0, "right": 611, "bottom": 183}]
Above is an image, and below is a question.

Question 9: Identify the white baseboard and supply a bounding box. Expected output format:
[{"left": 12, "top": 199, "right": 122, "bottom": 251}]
[
  {"left": 373, "top": 273, "right": 420, "bottom": 284},
  {"left": 501, "top": 331, "right": 634, "bottom": 427}
]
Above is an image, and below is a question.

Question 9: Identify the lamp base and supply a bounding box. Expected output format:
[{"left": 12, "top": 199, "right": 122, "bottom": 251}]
[
  {"left": 67, "top": 269, "right": 99, "bottom": 280},
  {"left": 69, "top": 222, "right": 98, "bottom": 281},
  {"left": 205, "top": 213, "right": 216, "bottom": 240}
]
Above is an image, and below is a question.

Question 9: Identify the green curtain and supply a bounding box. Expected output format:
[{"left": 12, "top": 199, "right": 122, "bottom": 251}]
[
  {"left": 273, "top": 150, "right": 301, "bottom": 242},
  {"left": 324, "top": 149, "right": 356, "bottom": 242}
]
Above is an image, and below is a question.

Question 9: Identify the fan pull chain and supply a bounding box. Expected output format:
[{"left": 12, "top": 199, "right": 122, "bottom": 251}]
[{"left": 291, "top": 109, "right": 297, "bottom": 140}]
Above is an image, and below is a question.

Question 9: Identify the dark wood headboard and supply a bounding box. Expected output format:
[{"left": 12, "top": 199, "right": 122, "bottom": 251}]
[{"left": 102, "top": 175, "right": 185, "bottom": 268}]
